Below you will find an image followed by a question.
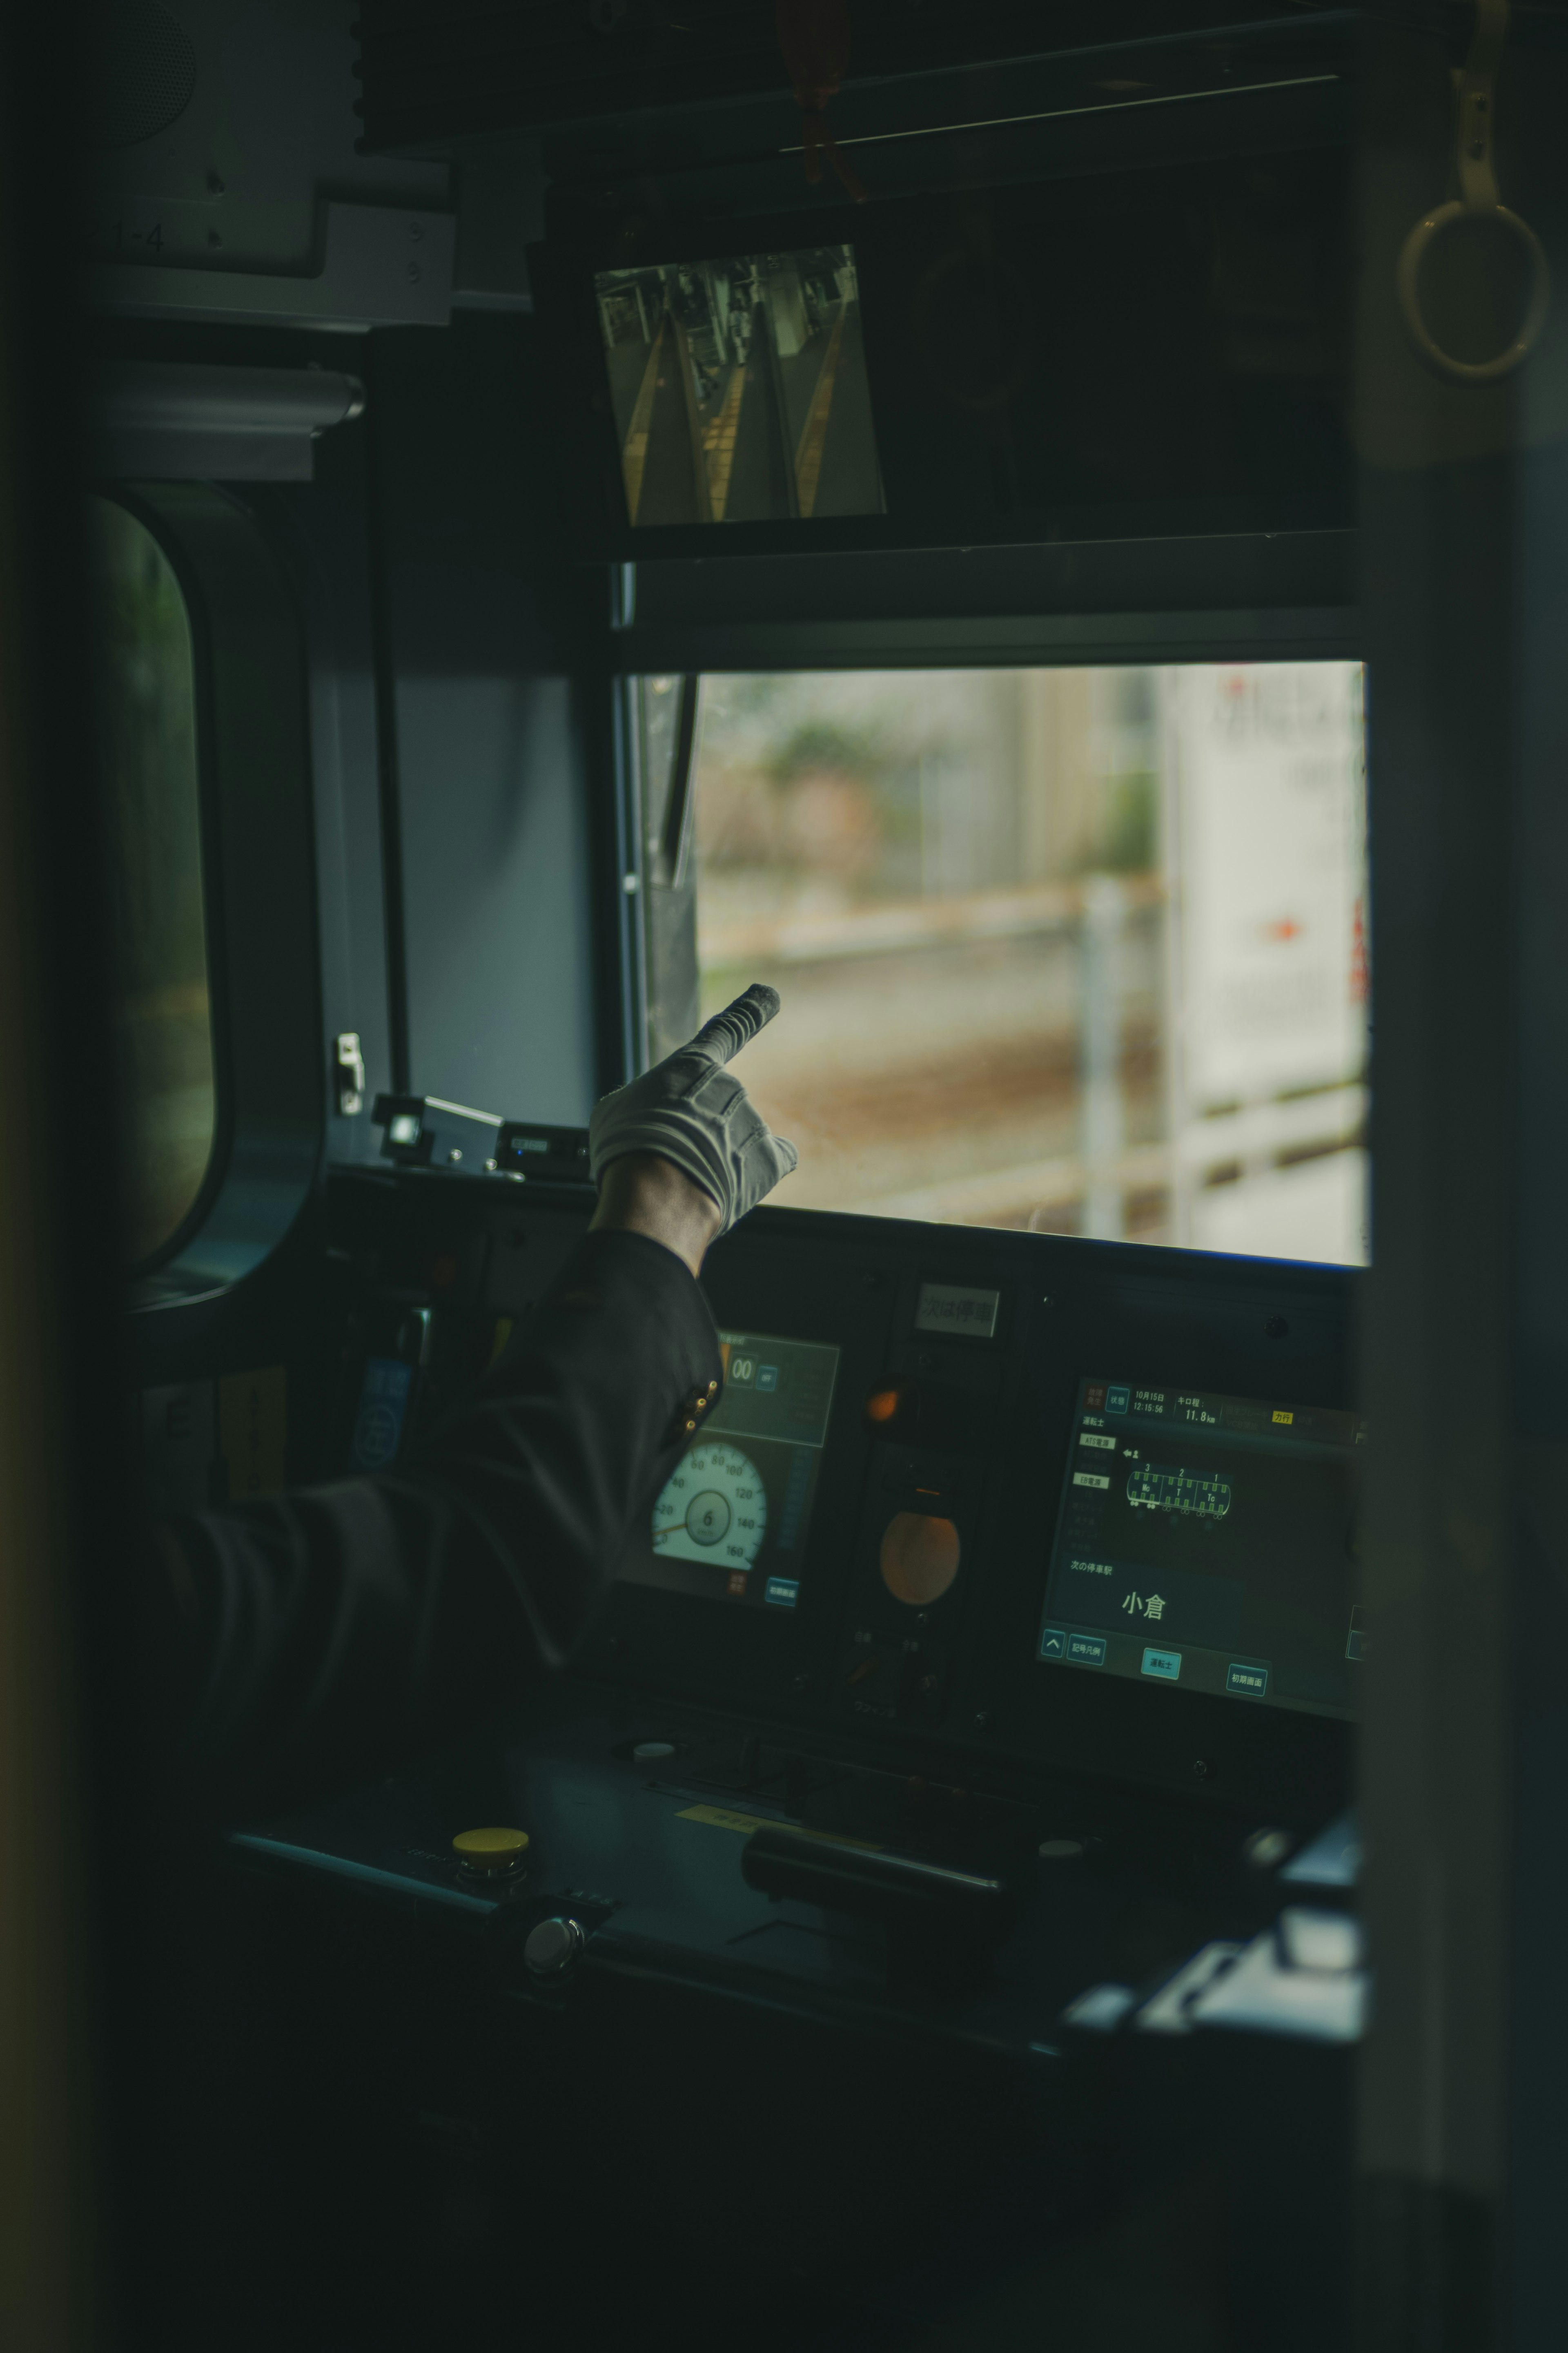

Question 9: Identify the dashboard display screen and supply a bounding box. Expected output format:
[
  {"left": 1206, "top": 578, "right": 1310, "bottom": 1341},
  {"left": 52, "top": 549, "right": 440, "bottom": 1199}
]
[
  {"left": 632, "top": 1332, "right": 839, "bottom": 1611},
  {"left": 1037, "top": 1377, "right": 1367, "bottom": 1719}
]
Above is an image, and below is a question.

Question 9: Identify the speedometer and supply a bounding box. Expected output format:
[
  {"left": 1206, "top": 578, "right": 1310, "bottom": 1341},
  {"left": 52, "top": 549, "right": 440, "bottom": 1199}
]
[{"left": 651, "top": 1441, "right": 768, "bottom": 1571}]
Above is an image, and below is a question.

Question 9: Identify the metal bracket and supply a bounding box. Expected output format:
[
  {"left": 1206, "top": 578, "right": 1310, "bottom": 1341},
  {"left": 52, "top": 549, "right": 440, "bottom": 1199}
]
[
  {"left": 94, "top": 201, "right": 455, "bottom": 333},
  {"left": 334, "top": 1031, "right": 367, "bottom": 1117},
  {"left": 93, "top": 360, "right": 366, "bottom": 483}
]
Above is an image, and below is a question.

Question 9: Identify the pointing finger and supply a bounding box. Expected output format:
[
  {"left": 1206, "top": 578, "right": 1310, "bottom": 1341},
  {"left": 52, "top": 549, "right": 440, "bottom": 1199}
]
[{"left": 687, "top": 982, "right": 782, "bottom": 1068}]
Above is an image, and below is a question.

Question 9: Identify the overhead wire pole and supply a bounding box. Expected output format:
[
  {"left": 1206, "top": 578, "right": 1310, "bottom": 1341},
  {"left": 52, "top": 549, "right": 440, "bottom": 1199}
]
[{"left": 1079, "top": 874, "right": 1128, "bottom": 1242}]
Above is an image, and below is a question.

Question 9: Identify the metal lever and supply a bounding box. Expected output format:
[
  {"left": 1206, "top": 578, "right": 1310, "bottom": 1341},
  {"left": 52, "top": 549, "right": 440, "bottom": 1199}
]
[
  {"left": 742, "top": 1822, "right": 1017, "bottom": 1989},
  {"left": 650, "top": 674, "right": 700, "bottom": 890}
]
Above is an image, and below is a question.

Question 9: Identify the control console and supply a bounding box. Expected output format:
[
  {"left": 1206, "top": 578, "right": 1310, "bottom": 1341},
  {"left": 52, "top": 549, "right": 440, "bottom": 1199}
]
[{"left": 330, "top": 1173, "right": 1359, "bottom": 1819}]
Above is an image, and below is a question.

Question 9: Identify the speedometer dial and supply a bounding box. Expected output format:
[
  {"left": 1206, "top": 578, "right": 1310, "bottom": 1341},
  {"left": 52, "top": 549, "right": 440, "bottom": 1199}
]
[{"left": 651, "top": 1441, "right": 768, "bottom": 1571}]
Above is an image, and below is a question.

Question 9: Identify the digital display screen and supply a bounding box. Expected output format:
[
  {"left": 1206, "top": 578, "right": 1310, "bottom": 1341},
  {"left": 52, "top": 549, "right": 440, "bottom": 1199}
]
[
  {"left": 1037, "top": 1377, "right": 1367, "bottom": 1719},
  {"left": 595, "top": 245, "right": 884, "bottom": 527},
  {"left": 915, "top": 1281, "right": 1000, "bottom": 1339},
  {"left": 630, "top": 1332, "right": 840, "bottom": 1611}
]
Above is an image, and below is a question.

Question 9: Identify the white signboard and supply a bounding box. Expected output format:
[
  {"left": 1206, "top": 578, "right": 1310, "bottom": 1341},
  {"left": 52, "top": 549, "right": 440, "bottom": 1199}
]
[{"left": 1164, "top": 663, "right": 1367, "bottom": 1111}]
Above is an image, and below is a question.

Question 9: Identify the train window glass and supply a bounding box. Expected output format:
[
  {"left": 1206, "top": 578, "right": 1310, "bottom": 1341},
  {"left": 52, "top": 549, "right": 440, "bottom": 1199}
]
[
  {"left": 88, "top": 496, "right": 216, "bottom": 1262},
  {"left": 639, "top": 663, "right": 1368, "bottom": 1265}
]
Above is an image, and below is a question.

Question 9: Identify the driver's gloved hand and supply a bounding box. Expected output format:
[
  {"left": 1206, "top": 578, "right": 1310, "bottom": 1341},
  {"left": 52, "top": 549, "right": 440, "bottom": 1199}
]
[{"left": 588, "top": 983, "right": 798, "bottom": 1238}]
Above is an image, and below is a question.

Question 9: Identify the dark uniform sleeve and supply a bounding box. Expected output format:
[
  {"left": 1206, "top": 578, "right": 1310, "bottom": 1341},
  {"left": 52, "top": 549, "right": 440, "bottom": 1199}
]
[{"left": 146, "top": 1229, "right": 722, "bottom": 1815}]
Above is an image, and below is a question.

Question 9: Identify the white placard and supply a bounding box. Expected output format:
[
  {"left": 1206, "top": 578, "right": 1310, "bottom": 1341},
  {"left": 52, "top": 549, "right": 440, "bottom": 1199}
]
[{"left": 1165, "top": 663, "right": 1368, "bottom": 1111}]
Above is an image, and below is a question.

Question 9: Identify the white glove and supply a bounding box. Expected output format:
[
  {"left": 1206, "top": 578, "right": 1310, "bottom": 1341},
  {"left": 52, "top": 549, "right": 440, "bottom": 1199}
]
[{"left": 588, "top": 984, "right": 799, "bottom": 1237}]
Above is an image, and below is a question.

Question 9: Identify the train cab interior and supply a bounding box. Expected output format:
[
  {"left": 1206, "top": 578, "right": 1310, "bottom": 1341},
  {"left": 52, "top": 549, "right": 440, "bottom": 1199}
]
[{"left": 3, "top": 2, "right": 1565, "bottom": 2347}]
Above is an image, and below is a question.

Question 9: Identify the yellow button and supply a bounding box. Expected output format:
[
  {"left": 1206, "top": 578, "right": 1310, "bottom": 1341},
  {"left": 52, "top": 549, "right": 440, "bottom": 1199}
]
[{"left": 452, "top": 1826, "right": 530, "bottom": 1872}]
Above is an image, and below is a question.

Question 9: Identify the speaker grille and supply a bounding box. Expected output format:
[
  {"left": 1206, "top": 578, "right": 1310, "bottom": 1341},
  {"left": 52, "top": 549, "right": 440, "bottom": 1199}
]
[{"left": 98, "top": 3, "right": 197, "bottom": 150}]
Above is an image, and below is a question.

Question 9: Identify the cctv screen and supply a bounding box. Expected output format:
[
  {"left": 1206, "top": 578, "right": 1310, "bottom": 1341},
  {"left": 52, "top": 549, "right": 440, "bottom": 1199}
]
[{"left": 595, "top": 245, "right": 884, "bottom": 527}]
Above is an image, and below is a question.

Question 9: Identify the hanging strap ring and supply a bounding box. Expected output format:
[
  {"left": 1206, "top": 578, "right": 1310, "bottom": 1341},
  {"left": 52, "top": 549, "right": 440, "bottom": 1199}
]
[
  {"left": 1398, "top": 200, "right": 1550, "bottom": 385},
  {"left": 1396, "top": 0, "right": 1550, "bottom": 385}
]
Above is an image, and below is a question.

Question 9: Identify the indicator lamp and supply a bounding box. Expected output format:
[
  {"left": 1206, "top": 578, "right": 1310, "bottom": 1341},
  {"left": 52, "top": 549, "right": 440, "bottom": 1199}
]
[
  {"left": 880, "top": 1510, "right": 960, "bottom": 1605},
  {"left": 371, "top": 1093, "right": 434, "bottom": 1164},
  {"left": 864, "top": 1378, "right": 968, "bottom": 1450}
]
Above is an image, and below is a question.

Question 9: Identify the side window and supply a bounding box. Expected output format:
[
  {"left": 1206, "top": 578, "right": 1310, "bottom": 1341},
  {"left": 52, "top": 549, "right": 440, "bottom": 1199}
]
[{"left": 88, "top": 497, "right": 216, "bottom": 1263}]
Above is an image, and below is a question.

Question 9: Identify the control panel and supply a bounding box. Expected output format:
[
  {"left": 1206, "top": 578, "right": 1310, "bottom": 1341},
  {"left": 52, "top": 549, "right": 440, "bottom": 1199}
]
[{"left": 328, "top": 1172, "right": 1358, "bottom": 1818}]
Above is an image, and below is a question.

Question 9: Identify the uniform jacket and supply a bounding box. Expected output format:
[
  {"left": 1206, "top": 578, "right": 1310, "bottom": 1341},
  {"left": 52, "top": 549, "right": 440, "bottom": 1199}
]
[{"left": 147, "top": 1229, "right": 721, "bottom": 1815}]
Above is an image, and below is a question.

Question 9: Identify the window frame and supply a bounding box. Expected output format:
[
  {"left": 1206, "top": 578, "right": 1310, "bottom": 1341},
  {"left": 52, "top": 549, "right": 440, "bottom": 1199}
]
[
  {"left": 610, "top": 540, "right": 1363, "bottom": 1089},
  {"left": 608, "top": 549, "right": 1366, "bottom": 1258},
  {"left": 606, "top": 531, "right": 1360, "bottom": 682}
]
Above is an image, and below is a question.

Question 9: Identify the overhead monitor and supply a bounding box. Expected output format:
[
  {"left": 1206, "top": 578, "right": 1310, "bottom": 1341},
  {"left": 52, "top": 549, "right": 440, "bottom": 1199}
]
[
  {"left": 595, "top": 245, "right": 885, "bottom": 528},
  {"left": 1036, "top": 1376, "right": 1366, "bottom": 1718},
  {"left": 629, "top": 1331, "right": 840, "bottom": 1612},
  {"left": 538, "top": 139, "right": 1355, "bottom": 560}
]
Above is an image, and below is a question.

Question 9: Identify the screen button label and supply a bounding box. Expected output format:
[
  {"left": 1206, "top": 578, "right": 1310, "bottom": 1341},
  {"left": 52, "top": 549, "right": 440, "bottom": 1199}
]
[
  {"left": 1066, "top": 1631, "right": 1108, "bottom": 1666},
  {"left": 764, "top": 1577, "right": 800, "bottom": 1609},
  {"left": 1226, "top": 1662, "right": 1270, "bottom": 1698},
  {"left": 1040, "top": 1626, "right": 1067, "bottom": 1658},
  {"left": 1072, "top": 1471, "right": 1110, "bottom": 1490},
  {"left": 1141, "top": 1647, "right": 1182, "bottom": 1682},
  {"left": 1106, "top": 1385, "right": 1131, "bottom": 1415}
]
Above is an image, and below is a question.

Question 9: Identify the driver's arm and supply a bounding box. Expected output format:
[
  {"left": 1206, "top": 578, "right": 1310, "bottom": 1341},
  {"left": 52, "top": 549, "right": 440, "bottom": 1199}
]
[{"left": 143, "top": 987, "right": 794, "bottom": 1816}]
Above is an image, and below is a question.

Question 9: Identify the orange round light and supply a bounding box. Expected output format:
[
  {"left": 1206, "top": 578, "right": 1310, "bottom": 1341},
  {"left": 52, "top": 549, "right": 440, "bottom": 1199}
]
[
  {"left": 866, "top": 1388, "right": 900, "bottom": 1425},
  {"left": 879, "top": 1512, "right": 960, "bottom": 1606}
]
